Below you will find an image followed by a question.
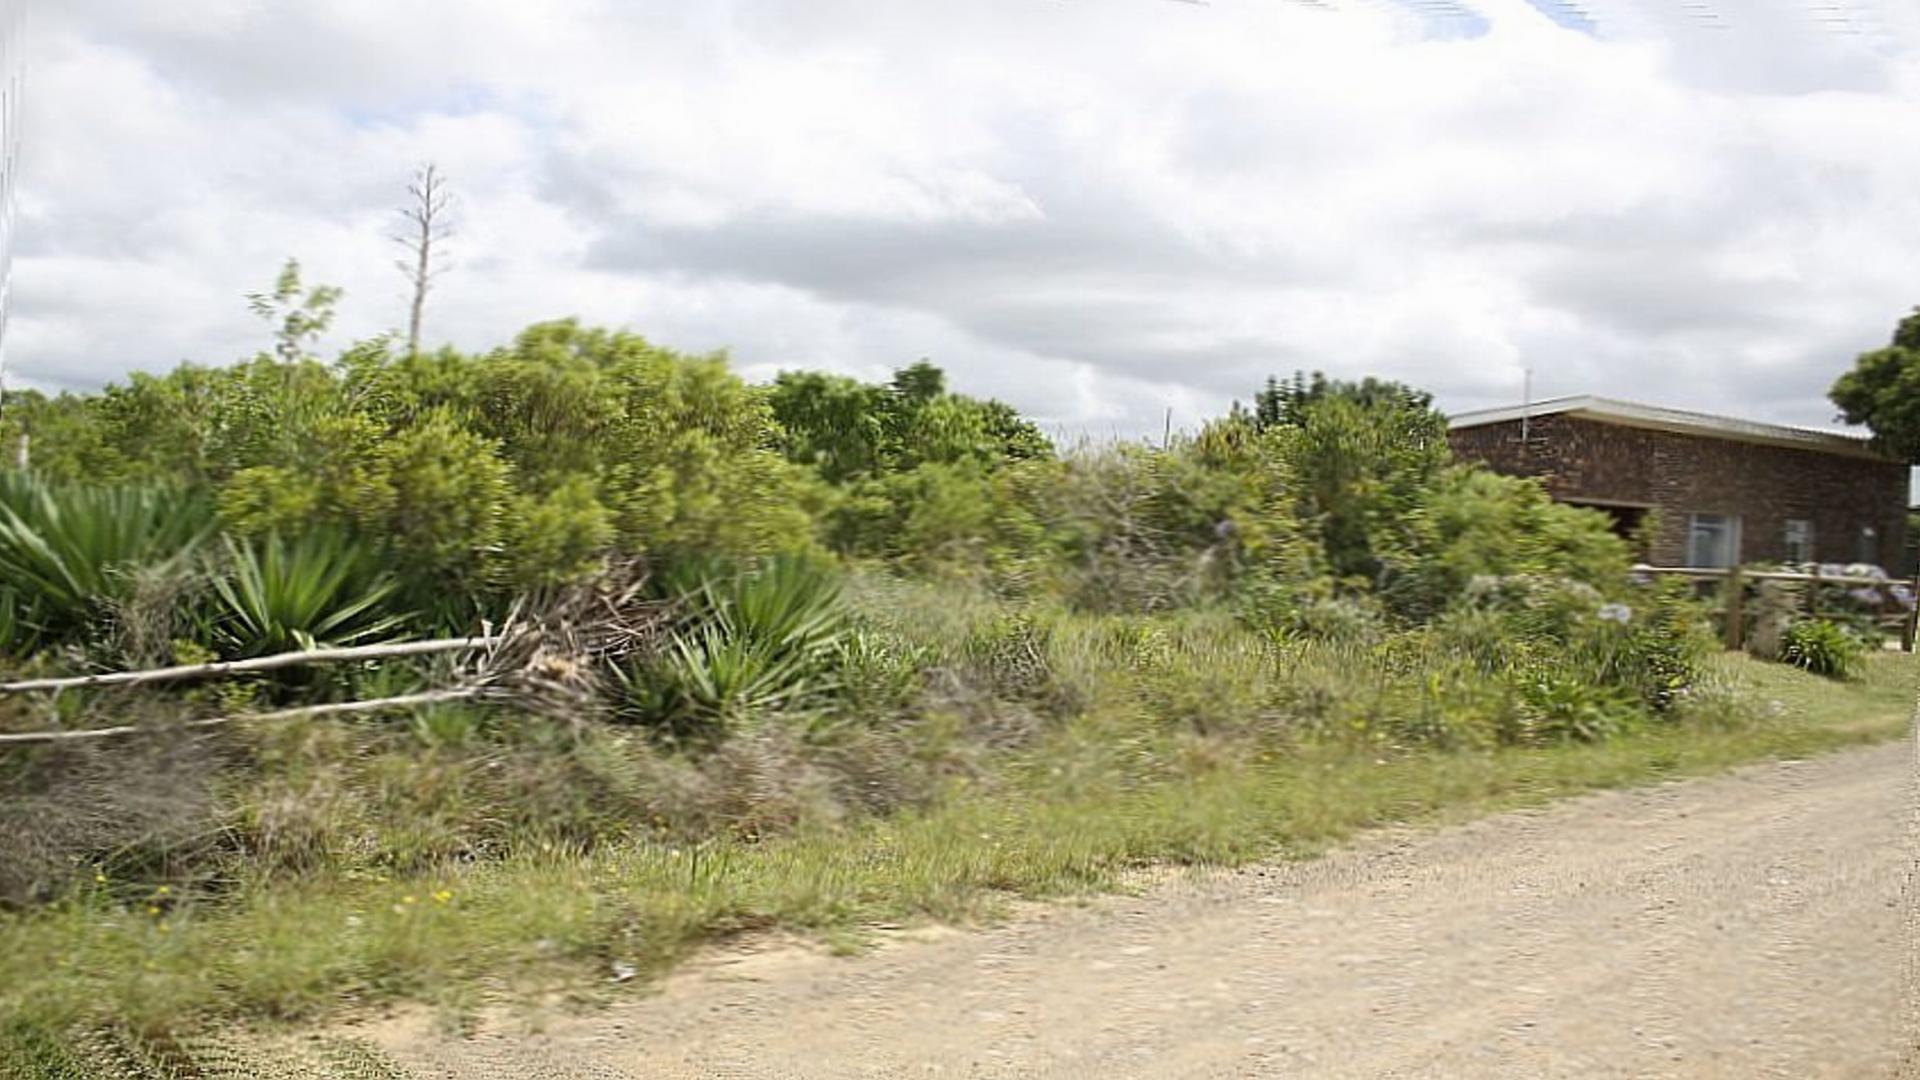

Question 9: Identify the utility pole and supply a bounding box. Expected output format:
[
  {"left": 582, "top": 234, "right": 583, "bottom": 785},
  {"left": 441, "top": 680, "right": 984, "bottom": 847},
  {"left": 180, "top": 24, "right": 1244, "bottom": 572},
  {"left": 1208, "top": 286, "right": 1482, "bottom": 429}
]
[
  {"left": 0, "top": 1, "right": 25, "bottom": 450},
  {"left": 394, "top": 163, "right": 452, "bottom": 358}
]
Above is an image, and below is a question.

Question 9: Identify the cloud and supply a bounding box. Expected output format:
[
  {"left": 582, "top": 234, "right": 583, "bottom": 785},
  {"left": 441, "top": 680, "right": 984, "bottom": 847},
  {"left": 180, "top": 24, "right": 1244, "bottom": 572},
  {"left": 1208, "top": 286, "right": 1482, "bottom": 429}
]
[{"left": 8, "top": 0, "right": 1920, "bottom": 444}]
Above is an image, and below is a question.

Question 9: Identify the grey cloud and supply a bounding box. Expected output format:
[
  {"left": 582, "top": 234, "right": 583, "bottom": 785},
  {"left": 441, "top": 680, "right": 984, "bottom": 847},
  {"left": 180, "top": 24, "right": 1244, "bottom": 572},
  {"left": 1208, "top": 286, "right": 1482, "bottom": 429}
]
[{"left": 10, "top": 0, "right": 1920, "bottom": 443}]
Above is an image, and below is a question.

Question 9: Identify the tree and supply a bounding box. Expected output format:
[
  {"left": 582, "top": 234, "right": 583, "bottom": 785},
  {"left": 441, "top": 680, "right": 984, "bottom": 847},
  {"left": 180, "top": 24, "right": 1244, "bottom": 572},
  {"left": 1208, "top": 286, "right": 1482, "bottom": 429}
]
[
  {"left": 247, "top": 259, "right": 342, "bottom": 363},
  {"left": 1267, "top": 389, "right": 1450, "bottom": 587},
  {"left": 1250, "top": 370, "right": 1434, "bottom": 432},
  {"left": 766, "top": 371, "right": 890, "bottom": 484},
  {"left": 769, "top": 360, "right": 1052, "bottom": 484},
  {"left": 395, "top": 163, "right": 453, "bottom": 358},
  {"left": 1830, "top": 308, "right": 1920, "bottom": 461}
]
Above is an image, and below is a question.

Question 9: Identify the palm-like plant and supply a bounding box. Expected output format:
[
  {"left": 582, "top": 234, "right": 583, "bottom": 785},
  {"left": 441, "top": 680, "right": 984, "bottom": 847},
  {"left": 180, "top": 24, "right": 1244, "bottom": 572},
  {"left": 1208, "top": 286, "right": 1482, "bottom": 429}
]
[
  {"left": 708, "top": 554, "right": 848, "bottom": 660},
  {"left": 210, "top": 532, "right": 411, "bottom": 656},
  {"left": 614, "top": 555, "right": 849, "bottom": 743},
  {"left": 0, "top": 476, "right": 215, "bottom": 649}
]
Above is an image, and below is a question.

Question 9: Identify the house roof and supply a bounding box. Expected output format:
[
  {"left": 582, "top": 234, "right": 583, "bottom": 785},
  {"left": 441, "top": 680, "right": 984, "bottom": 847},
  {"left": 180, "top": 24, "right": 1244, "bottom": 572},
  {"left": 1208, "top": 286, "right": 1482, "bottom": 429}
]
[{"left": 1448, "top": 394, "right": 1895, "bottom": 461}]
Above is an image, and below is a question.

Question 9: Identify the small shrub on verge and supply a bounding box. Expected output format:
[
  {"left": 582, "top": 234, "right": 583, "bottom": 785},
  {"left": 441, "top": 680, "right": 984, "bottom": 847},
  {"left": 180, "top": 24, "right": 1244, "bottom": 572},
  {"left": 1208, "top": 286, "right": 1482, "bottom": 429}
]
[{"left": 1780, "top": 619, "right": 1863, "bottom": 680}]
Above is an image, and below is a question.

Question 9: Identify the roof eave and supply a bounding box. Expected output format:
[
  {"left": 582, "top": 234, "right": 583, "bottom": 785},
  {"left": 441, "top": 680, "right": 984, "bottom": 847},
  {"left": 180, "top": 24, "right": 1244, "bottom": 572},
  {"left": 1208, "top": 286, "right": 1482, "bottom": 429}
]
[{"left": 1448, "top": 396, "right": 1894, "bottom": 463}]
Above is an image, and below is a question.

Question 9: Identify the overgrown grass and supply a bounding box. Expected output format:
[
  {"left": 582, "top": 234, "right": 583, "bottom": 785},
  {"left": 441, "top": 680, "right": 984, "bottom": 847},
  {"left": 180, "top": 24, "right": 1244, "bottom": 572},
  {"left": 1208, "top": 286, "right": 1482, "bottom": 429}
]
[{"left": 1, "top": 651, "right": 1906, "bottom": 1050}]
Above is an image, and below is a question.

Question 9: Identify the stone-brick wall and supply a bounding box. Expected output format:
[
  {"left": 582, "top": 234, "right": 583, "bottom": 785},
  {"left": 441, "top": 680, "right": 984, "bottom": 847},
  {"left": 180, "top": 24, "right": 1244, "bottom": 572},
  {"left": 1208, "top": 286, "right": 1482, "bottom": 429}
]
[{"left": 1448, "top": 415, "right": 1909, "bottom": 570}]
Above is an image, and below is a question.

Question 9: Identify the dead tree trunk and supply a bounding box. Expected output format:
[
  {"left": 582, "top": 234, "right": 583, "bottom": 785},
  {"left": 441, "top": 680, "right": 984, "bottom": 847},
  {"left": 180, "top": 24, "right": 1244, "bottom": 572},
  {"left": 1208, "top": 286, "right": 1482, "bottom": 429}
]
[{"left": 396, "top": 163, "right": 453, "bottom": 357}]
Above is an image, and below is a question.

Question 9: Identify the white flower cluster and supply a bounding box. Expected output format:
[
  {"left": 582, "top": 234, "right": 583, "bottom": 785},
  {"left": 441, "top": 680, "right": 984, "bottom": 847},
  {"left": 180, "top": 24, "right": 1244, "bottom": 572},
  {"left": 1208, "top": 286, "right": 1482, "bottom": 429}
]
[{"left": 1595, "top": 603, "right": 1632, "bottom": 624}]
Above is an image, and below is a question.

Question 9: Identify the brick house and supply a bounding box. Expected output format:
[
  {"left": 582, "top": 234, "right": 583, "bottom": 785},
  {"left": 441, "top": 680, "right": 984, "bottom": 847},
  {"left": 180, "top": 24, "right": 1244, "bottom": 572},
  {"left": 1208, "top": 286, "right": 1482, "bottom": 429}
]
[{"left": 1447, "top": 396, "right": 1908, "bottom": 570}]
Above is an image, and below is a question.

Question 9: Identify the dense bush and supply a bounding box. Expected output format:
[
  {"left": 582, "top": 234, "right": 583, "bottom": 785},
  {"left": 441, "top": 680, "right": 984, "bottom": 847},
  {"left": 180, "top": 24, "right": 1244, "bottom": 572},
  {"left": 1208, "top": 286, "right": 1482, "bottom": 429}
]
[{"left": 0, "top": 309, "right": 1759, "bottom": 916}]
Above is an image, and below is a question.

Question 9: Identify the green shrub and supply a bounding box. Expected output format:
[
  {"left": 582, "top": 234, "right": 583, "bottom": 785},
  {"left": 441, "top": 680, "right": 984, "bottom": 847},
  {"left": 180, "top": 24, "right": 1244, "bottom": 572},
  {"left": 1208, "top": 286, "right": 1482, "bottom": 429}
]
[
  {"left": 0, "top": 591, "right": 21, "bottom": 656},
  {"left": 1780, "top": 619, "right": 1863, "bottom": 680},
  {"left": 1439, "top": 575, "right": 1710, "bottom": 716},
  {"left": 1511, "top": 668, "right": 1639, "bottom": 744},
  {"left": 1578, "top": 580, "right": 1713, "bottom": 714},
  {"left": 1399, "top": 468, "right": 1630, "bottom": 618}
]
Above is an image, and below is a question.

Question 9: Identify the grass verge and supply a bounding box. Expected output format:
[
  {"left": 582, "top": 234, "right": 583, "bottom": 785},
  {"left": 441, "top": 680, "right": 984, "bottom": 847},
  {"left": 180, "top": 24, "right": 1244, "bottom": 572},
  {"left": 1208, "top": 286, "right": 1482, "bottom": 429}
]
[{"left": 0, "top": 652, "right": 1910, "bottom": 1060}]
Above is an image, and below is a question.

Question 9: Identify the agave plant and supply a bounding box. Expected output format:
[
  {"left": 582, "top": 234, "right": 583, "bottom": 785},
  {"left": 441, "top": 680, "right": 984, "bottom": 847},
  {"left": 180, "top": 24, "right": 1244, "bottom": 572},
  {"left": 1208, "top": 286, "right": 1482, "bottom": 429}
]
[
  {"left": 705, "top": 554, "right": 848, "bottom": 660},
  {"left": 209, "top": 531, "right": 411, "bottom": 656},
  {"left": 614, "top": 555, "right": 849, "bottom": 743},
  {"left": 0, "top": 476, "right": 216, "bottom": 650}
]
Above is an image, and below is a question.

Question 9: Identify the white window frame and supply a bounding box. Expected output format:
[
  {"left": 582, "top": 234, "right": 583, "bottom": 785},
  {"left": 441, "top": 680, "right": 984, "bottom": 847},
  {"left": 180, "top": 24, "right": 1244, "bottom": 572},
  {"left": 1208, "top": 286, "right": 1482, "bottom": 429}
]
[{"left": 1688, "top": 513, "right": 1741, "bottom": 569}]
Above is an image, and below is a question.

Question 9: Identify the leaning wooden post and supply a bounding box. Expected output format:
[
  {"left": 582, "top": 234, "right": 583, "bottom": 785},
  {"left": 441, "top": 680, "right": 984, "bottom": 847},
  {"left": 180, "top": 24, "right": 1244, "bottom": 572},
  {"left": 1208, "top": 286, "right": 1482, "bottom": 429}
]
[
  {"left": 1904, "top": 573, "right": 1919, "bottom": 653},
  {"left": 1724, "top": 564, "right": 1745, "bottom": 652}
]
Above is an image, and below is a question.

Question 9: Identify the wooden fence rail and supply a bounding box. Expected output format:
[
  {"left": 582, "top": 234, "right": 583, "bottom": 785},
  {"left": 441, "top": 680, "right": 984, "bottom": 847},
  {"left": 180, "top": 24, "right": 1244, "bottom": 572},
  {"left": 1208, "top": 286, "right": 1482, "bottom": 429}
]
[
  {"left": 0, "top": 636, "right": 502, "bottom": 696},
  {"left": 0, "top": 689, "right": 480, "bottom": 746},
  {"left": 1631, "top": 564, "right": 1920, "bottom": 653}
]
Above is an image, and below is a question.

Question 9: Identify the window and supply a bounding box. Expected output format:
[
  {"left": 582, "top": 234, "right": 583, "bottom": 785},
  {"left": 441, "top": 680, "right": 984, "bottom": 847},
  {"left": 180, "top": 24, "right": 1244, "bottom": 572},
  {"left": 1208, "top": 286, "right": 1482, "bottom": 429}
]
[
  {"left": 1688, "top": 513, "right": 1741, "bottom": 568},
  {"left": 1783, "top": 519, "right": 1813, "bottom": 565}
]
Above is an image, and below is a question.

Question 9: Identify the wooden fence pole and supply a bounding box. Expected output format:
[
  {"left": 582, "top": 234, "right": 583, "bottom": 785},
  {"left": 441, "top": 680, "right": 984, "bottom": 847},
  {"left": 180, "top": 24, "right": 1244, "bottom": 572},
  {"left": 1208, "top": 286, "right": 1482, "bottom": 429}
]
[
  {"left": 1724, "top": 564, "right": 1745, "bottom": 652},
  {"left": 1807, "top": 564, "right": 1820, "bottom": 620},
  {"left": 1904, "top": 573, "right": 1919, "bottom": 653}
]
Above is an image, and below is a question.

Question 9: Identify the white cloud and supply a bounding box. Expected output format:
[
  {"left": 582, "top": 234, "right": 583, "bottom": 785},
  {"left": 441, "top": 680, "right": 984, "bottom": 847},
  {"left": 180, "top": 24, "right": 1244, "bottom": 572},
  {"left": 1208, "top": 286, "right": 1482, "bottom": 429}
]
[{"left": 6, "top": 0, "right": 1920, "bottom": 442}]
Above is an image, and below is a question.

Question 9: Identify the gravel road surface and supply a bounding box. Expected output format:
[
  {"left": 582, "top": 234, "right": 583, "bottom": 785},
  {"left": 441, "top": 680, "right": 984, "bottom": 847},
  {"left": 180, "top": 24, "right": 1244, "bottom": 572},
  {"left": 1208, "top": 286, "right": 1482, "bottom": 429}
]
[{"left": 369, "top": 738, "right": 1918, "bottom": 1078}]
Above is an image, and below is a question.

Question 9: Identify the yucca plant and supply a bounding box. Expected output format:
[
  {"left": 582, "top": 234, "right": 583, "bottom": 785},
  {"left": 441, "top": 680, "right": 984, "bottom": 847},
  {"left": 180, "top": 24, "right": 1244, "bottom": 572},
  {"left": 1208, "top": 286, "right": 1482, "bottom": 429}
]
[
  {"left": 707, "top": 554, "right": 848, "bottom": 659},
  {"left": 209, "top": 531, "right": 411, "bottom": 657},
  {"left": 614, "top": 555, "right": 849, "bottom": 743},
  {"left": 0, "top": 476, "right": 215, "bottom": 651}
]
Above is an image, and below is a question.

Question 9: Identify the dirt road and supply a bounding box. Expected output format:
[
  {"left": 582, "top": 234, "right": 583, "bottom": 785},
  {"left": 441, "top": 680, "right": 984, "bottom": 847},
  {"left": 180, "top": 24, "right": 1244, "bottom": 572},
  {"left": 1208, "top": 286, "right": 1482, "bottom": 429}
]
[{"left": 371, "top": 738, "right": 1918, "bottom": 1079}]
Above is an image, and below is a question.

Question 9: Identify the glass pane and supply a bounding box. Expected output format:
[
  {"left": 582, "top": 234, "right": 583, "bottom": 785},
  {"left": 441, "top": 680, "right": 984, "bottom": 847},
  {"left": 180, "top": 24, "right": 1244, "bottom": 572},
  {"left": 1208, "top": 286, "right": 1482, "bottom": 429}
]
[{"left": 1689, "top": 515, "right": 1730, "bottom": 567}]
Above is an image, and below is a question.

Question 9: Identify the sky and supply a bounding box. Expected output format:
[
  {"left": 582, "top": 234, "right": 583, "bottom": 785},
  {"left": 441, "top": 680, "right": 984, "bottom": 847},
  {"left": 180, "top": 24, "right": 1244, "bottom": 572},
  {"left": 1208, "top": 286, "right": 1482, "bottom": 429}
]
[{"left": 7, "top": 0, "right": 1920, "bottom": 442}]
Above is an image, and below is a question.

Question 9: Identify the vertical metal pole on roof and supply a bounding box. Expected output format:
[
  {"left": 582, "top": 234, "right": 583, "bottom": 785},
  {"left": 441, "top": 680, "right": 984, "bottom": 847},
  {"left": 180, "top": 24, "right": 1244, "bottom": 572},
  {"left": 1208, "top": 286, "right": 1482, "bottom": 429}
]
[{"left": 1519, "top": 366, "right": 1532, "bottom": 461}]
